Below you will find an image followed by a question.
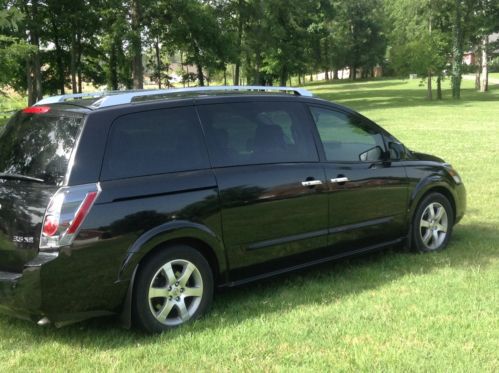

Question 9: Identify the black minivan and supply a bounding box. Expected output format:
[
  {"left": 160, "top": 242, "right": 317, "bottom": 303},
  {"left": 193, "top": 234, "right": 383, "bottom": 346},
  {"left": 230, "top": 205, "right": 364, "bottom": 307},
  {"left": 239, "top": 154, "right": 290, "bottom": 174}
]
[{"left": 0, "top": 86, "right": 466, "bottom": 332}]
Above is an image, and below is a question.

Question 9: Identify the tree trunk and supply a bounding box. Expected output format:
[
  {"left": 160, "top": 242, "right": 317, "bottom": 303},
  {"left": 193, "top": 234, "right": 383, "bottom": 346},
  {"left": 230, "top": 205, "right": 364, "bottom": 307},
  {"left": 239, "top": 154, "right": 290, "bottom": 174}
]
[
  {"left": 131, "top": 0, "right": 143, "bottom": 89},
  {"left": 26, "top": 57, "right": 34, "bottom": 106},
  {"left": 451, "top": 0, "right": 463, "bottom": 99},
  {"left": 279, "top": 66, "right": 288, "bottom": 87},
  {"left": 298, "top": 74, "right": 302, "bottom": 85},
  {"left": 351, "top": 65, "right": 357, "bottom": 80},
  {"left": 155, "top": 37, "right": 162, "bottom": 89},
  {"left": 109, "top": 43, "right": 118, "bottom": 90},
  {"left": 233, "top": 0, "right": 243, "bottom": 86},
  {"left": 196, "top": 63, "right": 205, "bottom": 86},
  {"left": 77, "top": 33, "right": 82, "bottom": 93},
  {"left": 480, "top": 36, "right": 488, "bottom": 92},
  {"left": 71, "top": 33, "right": 77, "bottom": 93},
  {"left": 224, "top": 67, "right": 227, "bottom": 86},
  {"left": 49, "top": 14, "right": 65, "bottom": 94},
  {"left": 427, "top": 73, "right": 432, "bottom": 100},
  {"left": 333, "top": 69, "right": 339, "bottom": 80},
  {"left": 436, "top": 75, "right": 442, "bottom": 100}
]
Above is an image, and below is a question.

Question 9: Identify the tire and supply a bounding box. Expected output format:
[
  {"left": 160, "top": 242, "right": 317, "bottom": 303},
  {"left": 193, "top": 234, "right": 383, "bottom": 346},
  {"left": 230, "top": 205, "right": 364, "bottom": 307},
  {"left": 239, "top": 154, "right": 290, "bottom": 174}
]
[
  {"left": 412, "top": 192, "right": 454, "bottom": 253},
  {"left": 132, "top": 245, "right": 214, "bottom": 333}
]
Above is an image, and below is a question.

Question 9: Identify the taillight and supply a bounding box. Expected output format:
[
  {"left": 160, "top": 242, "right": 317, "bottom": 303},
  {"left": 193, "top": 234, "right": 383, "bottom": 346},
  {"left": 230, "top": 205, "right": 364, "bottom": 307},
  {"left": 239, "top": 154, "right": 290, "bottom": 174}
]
[
  {"left": 40, "top": 183, "right": 101, "bottom": 250},
  {"left": 23, "top": 106, "right": 51, "bottom": 114}
]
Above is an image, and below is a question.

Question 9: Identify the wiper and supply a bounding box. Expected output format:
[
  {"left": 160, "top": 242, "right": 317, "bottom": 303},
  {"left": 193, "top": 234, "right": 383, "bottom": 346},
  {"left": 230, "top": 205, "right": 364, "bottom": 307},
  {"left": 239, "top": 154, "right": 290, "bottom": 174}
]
[{"left": 0, "top": 173, "right": 44, "bottom": 183}]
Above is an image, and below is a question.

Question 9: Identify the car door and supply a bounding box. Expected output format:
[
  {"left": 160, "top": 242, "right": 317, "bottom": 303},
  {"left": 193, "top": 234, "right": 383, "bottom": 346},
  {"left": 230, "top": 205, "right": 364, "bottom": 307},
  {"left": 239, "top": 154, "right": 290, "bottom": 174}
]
[
  {"left": 197, "top": 100, "right": 328, "bottom": 282},
  {"left": 308, "top": 105, "right": 409, "bottom": 254}
]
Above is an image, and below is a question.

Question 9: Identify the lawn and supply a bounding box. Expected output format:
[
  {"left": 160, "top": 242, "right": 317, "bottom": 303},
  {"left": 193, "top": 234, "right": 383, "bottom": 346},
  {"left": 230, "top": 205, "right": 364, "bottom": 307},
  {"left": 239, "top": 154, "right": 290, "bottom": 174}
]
[{"left": 0, "top": 79, "right": 498, "bottom": 372}]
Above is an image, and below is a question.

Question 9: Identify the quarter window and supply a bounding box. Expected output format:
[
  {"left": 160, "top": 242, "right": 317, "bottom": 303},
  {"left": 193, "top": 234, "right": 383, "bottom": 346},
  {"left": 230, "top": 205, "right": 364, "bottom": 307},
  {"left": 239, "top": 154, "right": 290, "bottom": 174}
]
[
  {"left": 198, "top": 102, "right": 318, "bottom": 167},
  {"left": 102, "top": 107, "right": 209, "bottom": 180},
  {"left": 310, "top": 107, "right": 385, "bottom": 162}
]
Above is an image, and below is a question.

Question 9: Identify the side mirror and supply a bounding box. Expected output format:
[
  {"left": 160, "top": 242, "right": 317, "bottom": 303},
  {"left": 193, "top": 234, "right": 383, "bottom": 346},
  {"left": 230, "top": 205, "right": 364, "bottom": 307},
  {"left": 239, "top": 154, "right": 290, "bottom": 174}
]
[
  {"left": 388, "top": 141, "right": 405, "bottom": 161},
  {"left": 359, "top": 146, "right": 383, "bottom": 162}
]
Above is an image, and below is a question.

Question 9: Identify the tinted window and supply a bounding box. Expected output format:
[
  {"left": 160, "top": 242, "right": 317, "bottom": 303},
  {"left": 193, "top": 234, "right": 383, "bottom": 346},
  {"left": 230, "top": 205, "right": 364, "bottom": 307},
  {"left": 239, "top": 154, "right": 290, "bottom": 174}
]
[
  {"left": 0, "top": 111, "right": 83, "bottom": 185},
  {"left": 102, "top": 107, "right": 209, "bottom": 180},
  {"left": 310, "top": 107, "right": 385, "bottom": 162},
  {"left": 198, "top": 102, "right": 318, "bottom": 167}
]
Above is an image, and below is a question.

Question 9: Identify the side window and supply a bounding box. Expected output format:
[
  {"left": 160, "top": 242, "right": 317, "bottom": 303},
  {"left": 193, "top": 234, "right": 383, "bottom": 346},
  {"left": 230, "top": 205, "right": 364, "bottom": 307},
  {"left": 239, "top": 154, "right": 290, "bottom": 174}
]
[
  {"left": 197, "top": 102, "right": 318, "bottom": 167},
  {"left": 102, "top": 107, "right": 209, "bottom": 180},
  {"left": 309, "top": 106, "right": 385, "bottom": 162}
]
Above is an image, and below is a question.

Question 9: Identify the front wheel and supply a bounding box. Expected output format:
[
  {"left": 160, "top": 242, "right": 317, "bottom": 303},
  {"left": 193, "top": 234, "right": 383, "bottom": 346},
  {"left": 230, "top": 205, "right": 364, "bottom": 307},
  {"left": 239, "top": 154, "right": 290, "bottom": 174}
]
[
  {"left": 412, "top": 193, "right": 454, "bottom": 253},
  {"left": 133, "top": 245, "right": 214, "bottom": 333}
]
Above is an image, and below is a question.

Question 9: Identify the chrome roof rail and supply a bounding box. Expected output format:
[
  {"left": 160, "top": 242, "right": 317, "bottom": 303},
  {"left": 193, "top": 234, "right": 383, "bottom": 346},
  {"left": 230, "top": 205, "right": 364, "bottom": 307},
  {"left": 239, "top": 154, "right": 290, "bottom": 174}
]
[
  {"left": 34, "top": 86, "right": 313, "bottom": 108},
  {"left": 35, "top": 92, "right": 107, "bottom": 105}
]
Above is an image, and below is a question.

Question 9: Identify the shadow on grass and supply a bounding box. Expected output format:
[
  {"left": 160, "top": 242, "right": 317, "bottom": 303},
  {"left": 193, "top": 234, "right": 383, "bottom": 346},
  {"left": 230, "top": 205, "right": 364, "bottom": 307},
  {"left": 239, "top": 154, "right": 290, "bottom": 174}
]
[
  {"left": 0, "top": 222, "right": 496, "bottom": 349},
  {"left": 310, "top": 83, "right": 498, "bottom": 113}
]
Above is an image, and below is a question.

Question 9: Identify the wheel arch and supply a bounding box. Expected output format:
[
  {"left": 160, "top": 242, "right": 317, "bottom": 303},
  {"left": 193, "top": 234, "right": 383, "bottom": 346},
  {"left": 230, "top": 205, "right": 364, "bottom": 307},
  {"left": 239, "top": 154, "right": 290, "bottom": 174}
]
[{"left": 118, "top": 221, "right": 226, "bottom": 328}]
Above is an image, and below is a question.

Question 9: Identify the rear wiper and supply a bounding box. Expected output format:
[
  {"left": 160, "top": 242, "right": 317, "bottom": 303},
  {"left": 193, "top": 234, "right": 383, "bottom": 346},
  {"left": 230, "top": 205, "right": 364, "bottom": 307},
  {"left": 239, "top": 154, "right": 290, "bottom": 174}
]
[{"left": 0, "top": 173, "right": 44, "bottom": 183}]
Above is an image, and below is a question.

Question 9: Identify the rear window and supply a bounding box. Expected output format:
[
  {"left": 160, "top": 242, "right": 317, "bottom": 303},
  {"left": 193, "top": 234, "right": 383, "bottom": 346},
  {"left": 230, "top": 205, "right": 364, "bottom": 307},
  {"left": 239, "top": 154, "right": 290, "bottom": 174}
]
[{"left": 0, "top": 111, "right": 83, "bottom": 185}]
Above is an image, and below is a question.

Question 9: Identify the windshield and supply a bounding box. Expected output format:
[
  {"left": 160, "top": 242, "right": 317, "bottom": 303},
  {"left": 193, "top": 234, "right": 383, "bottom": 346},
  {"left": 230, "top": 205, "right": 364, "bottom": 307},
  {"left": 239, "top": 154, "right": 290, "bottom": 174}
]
[{"left": 0, "top": 111, "right": 83, "bottom": 185}]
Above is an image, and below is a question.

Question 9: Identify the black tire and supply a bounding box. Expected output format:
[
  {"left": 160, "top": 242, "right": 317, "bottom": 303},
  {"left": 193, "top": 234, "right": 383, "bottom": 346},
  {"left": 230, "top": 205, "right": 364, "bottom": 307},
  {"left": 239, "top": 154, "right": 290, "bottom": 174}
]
[
  {"left": 412, "top": 192, "right": 454, "bottom": 253},
  {"left": 132, "top": 245, "right": 214, "bottom": 333}
]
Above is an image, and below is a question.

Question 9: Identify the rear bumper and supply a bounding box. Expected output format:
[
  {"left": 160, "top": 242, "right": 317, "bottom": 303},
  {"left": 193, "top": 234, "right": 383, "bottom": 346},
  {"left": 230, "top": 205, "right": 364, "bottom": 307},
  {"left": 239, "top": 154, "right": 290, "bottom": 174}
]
[
  {"left": 0, "top": 251, "right": 126, "bottom": 326},
  {"left": 0, "top": 253, "right": 54, "bottom": 323}
]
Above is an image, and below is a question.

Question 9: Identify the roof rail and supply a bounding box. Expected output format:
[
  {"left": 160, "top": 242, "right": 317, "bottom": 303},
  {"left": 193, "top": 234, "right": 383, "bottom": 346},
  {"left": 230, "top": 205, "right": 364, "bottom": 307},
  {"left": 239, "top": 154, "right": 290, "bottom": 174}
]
[
  {"left": 34, "top": 86, "right": 313, "bottom": 108},
  {"left": 35, "top": 92, "right": 107, "bottom": 105}
]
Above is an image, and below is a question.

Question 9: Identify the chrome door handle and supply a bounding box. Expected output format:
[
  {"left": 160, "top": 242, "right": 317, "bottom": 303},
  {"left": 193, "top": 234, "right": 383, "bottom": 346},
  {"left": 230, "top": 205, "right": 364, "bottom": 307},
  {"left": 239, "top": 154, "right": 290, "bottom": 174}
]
[
  {"left": 330, "top": 177, "right": 349, "bottom": 183},
  {"left": 301, "top": 180, "right": 323, "bottom": 187}
]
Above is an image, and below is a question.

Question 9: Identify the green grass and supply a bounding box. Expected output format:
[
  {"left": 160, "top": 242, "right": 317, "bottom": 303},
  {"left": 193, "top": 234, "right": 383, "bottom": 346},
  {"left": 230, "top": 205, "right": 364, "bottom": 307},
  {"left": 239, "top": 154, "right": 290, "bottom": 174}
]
[
  {"left": 0, "top": 94, "right": 25, "bottom": 126},
  {"left": 0, "top": 79, "right": 498, "bottom": 372}
]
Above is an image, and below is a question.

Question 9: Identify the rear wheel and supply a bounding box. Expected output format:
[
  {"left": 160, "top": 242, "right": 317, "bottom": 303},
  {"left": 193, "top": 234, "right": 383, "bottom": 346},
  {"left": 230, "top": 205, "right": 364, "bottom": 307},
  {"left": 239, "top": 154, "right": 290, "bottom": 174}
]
[
  {"left": 133, "top": 245, "right": 213, "bottom": 333},
  {"left": 412, "top": 192, "right": 454, "bottom": 252}
]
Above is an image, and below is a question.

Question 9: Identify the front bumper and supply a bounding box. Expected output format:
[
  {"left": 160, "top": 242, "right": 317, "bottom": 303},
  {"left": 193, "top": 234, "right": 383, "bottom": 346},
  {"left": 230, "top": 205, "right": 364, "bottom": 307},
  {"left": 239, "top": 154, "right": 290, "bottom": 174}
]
[{"left": 454, "top": 183, "right": 466, "bottom": 224}]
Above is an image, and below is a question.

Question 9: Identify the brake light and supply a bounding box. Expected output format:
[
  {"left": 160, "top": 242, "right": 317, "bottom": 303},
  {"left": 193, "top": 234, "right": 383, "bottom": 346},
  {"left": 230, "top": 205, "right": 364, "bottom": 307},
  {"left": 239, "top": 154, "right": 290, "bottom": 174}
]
[
  {"left": 42, "top": 215, "right": 59, "bottom": 236},
  {"left": 40, "top": 183, "right": 101, "bottom": 250},
  {"left": 23, "top": 106, "right": 51, "bottom": 114}
]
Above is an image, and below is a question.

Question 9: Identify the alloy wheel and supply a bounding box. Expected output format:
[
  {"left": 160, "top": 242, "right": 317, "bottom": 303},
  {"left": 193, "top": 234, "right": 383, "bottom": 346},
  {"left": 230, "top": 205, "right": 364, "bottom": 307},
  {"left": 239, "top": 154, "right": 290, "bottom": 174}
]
[
  {"left": 419, "top": 202, "right": 448, "bottom": 250},
  {"left": 148, "top": 259, "right": 204, "bottom": 326}
]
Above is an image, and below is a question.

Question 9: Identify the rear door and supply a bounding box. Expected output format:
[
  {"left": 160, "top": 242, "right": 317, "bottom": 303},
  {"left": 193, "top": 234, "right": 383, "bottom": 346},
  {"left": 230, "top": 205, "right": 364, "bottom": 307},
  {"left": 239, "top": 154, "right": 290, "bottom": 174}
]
[
  {"left": 308, "top": 105, "right": 409, "bottom": 253},
  {"left": 0, "top": 109, "right": 84, "bottom": 272},
  {"left": 197, "top": 101, "right": 328, "bottom": 281}
]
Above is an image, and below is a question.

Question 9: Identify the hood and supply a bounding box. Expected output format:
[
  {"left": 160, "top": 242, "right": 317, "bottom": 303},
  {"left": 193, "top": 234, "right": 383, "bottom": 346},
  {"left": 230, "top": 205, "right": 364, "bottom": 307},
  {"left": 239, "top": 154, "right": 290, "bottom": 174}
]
[{"left": 411, "top": 151, "right": 445, "bottom": 163}]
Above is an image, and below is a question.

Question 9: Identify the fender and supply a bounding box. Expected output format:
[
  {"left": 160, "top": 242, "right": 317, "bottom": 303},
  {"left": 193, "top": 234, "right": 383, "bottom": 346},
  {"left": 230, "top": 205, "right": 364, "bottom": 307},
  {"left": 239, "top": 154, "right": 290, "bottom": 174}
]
[
  {"left": 117, "top": 220, "right": 227, "bottom": 283},
  {"left": 408, "top": 172, "right": 457, "bottom": 223}
]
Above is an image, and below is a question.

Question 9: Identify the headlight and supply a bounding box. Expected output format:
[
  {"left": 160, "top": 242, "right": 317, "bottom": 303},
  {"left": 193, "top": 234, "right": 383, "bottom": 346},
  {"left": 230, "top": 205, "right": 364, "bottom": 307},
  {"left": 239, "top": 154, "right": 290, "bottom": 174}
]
[{"left": 444, "top": 164, "right": 462, "bottom": 185}]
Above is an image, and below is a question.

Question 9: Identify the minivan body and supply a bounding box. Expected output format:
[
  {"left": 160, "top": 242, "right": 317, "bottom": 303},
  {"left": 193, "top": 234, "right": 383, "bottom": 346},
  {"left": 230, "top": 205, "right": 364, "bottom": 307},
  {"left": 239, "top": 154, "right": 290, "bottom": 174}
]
[{"left": 0, "top": 90, "right": 466, "bottom": 331}]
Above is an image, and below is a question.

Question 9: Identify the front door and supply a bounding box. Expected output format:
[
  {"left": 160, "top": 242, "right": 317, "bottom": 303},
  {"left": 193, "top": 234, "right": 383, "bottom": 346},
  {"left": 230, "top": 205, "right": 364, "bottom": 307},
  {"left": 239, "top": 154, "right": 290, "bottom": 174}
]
[
  {"left": 197, "top": 100, "right": 328, "bottom": 281},
  {"left": 308, "top": 105, "right": 409, "bottom": 254}
]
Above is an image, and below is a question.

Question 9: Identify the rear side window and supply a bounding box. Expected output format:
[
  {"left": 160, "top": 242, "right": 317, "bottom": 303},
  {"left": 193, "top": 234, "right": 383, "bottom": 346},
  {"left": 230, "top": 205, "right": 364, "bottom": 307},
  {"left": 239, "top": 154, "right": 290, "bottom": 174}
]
[
  {"left": 197, "top": 102, "right": 318, "bottom": 167},
  {"left": 102, "top": 107, "right": 209, "bottom": 180},
  {"left": 0, "top": 111, "right": 83, "bottom": 185}
]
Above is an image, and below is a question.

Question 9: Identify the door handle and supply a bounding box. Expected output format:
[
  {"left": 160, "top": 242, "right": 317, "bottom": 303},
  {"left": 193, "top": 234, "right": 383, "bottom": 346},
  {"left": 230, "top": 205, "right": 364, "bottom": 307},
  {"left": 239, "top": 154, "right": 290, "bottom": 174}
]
[
  {"left": 301, "top": 180, "right": 323, "bottom": 187},
  {"left": 330, "top": 177, "right": 349, "bottom": 183}
]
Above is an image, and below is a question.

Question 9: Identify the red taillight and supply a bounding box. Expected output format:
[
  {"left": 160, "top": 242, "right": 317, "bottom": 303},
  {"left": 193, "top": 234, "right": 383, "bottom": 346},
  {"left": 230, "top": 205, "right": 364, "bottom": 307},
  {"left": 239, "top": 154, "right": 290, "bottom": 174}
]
[
  {"left": 42, "top": 215, "right": 59, "bottom": 237},
  {"left": 23, "top": 106, "right": 51, "bottom": 114},
  {"left": 67, "top": 191, "right": 98, "bottom": 234},
  {"left": 40, "top": 183, "right": 100, "bottom": 250}
]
